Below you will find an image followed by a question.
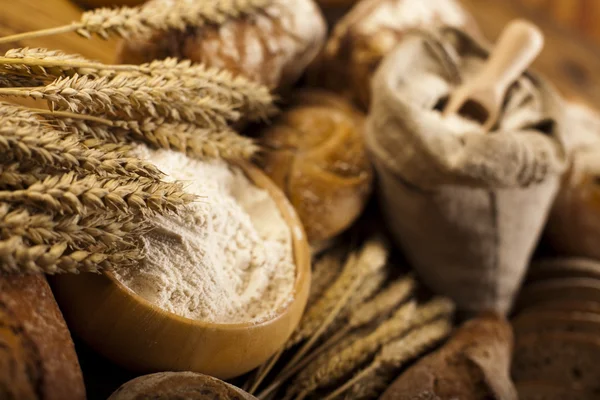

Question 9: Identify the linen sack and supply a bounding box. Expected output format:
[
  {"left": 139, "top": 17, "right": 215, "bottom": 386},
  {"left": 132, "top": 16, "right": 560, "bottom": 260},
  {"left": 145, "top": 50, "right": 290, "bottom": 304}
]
[{"left": 365, "top": 28, "right": 569, "bottom": 314}]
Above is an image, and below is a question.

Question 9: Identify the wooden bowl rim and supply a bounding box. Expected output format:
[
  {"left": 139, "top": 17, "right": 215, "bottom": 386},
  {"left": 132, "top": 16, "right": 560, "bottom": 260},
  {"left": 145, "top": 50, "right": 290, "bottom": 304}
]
[{"left": 103, "top": 160, "right": 310, "bottom": 331}]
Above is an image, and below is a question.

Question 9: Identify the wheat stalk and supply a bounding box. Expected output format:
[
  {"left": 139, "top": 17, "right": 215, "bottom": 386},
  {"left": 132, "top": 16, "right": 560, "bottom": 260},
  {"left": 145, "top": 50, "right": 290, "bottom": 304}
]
[
  {"left": 253, "top": 237, "right": 389, "bottom": 395},
  {"left": 290, "top": 301, "right": 417, "bottom": 398},
  {"left": 0, "top": 203, "right": 143, "bottom": 248},
  {"left": 0, "top": 119, "right": 165, "bottom": 180},
  {"left": 0, "top": 235, "right": 140, "bottom": 274},
  {"left": 0, "top": 51, "right": 275, "bottom": 120},
  {"left": 0, "top": 0, "right": 274, "bottom": 43},
  {"left": 0, "top": 172, "right": 194, "bottom": 215},
  {"left": 0, "top": 73, "right": 43, "bottom": 88},
  {"left": 0, "top": 164, "right": 48, "bottom": 189},
  {"left": 0, "top": 75, "right": 241, "bottom": 127},
  {"left": 307, "top": 247, "right": 346, "bottom": 308},
  {"left": 257, "top": 276, "right": 415, "bottom": 399},
  {"left": 291, "top": 297, "right": 455, "bottom": 398},
  {"left": 327, "top": 319, "right": 454, "bottom": 400},
  {"left": 289, "top": 237, "right": 389, "bottom": 348}
]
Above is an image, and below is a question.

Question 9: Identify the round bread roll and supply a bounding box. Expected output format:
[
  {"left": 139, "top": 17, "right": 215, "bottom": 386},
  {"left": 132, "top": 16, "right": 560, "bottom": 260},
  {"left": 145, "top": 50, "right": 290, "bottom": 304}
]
[
  {"left": 108, "top": 372, "right": 256, "bottom": 399},
  {"left": 258, "top": 90, "right": 373, "bottom": 245},
  {"left": 115, "top": 0, "right": 326, "bottom": 92},
  {"left": 545, "top": 147, "right": 600, "bottom": 261},
  {"left": 308, "top": 0, "right": 481, "bottom": 110}
]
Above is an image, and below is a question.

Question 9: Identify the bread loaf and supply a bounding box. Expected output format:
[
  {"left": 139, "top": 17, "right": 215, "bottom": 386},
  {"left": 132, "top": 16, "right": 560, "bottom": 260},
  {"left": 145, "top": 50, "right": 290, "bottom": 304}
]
[
  {"left": 307, "top": 0, "right": 480, "bottom": 109},
  {"left": 381, "top": 313, "right": 517, "bottom": 400},
  {"left": 0, "top": 274, "right": 85, "bottom": 400},
  {"left": 257, "top": 89, "right": 373, "bottom": 245},
  {"left": 108, "top": 372, "right": 256, "bottom": 400},
  {"left": 545, "top": 146, "right": 600, "bottom": 261},
  {"left": 116, "top": 0, "right": 327, "bottom": 92}
]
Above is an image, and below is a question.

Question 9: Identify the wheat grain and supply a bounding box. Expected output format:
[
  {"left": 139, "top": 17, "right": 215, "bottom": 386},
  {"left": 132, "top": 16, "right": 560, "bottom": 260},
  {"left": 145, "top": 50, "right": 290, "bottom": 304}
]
[
  {"left": 0, "top": 164, "right": 48, "bottom": 189},
  {"left": 291, "top": 301, "right": 416, "bottom": 397},
  {"left": 307, "top": 247, "right": 346, "bottom": 308},
  {"left": 289, "top": 236, "right": 389, "bottom": 347},
  {"left": 142, "top": 58, "right": 276, "bottom": 120},
  {"left": 330, "top": 319, "right": 453, "bottom": 400},
  {"left": 0, "top": 172, "right": 194, "bottom": 214},
  {"left": 258, "top": 274, "right": 416, "bottom": 399},
  {"left": 0, "top": 51, "right": 275, "bottom": 120},
  {"left": 0, "top": 74, "right": 240, "bottom": 127},
  {"left": 0, "top": 235, "right": 140, "bottom": 274},
  {"left": 0, "top": 48, "right": 98, "bottom": 80},
  {"left": 0, "top": 122, "right": 165, "bottom": 180},
  {"left": 0, "top": 203, "right": 143, "bottom": 248},
  {"left": 121, "top": 119, "right": 258, "bottom": 159}
]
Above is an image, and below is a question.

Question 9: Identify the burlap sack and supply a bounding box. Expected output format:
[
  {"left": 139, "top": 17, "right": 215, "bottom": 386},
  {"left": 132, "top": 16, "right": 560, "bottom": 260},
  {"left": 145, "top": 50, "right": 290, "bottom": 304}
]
[{"left": 365, "top": 28, "right": 569, "bottom": 315}]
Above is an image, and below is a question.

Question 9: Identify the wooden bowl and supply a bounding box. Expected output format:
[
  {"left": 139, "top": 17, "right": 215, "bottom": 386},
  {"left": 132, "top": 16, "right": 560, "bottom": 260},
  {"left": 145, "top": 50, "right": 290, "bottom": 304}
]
[{"left": 50, "top": 161, "right": 311, "bottom": 380}]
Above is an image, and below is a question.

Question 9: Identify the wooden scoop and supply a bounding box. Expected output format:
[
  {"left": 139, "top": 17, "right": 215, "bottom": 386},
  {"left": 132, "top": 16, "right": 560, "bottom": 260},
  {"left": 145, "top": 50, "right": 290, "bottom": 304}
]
[{"left": 443, "top": 19, "right": 544, "bottom": 131}]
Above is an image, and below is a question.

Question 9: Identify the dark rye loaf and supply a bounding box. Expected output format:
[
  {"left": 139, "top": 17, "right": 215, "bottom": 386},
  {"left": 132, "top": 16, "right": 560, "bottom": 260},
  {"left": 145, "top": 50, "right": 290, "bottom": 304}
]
[
  {"left": 512, "top": 331, "right": 600, "bottom": 393},
  {"left": 526, "top": 258, "right": 600, "bottom": 283},
  {"left": 0, "top": 274, "right": 85, "bottom": 400},
  {"left": 515, "top": 278, "right": 600, "bottom": 311},
  {"left": 381, "top": 313, "right": 516, "bottom": 400},
  {"left": 512, "top": 310, "right": 600, "bottom": 335},
  {"left": 108, "top": 372, "right": 257, "bottom": 400},
  {"left": 516, "top": 381, "right": 596, "bottom": 400}
]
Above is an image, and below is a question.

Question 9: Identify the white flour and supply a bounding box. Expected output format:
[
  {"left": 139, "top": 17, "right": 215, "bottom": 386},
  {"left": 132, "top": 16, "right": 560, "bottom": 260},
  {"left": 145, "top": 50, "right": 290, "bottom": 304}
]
[{"left": 113, "top": 146, "right": 295, "bottom": 324}]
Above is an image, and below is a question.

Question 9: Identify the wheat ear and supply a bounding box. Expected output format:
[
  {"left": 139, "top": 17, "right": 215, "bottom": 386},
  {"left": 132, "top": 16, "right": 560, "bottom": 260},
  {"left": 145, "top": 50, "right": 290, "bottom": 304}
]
[
  {"left": 307, "top": 247, "right": 346, "bottom": 308},
  {"left": 0, "top": 172, "right": 194, "bottom": 215},
  {"left": 0, "top": 73, "right": 43, "bottom": 88},
  {"left": 288, "top": 237, "right": 389, "bottom": 348},
  {"left": 0, "top": 164, "right": 48, "bottom": 189},
  {"left": 291, "top": 301, "right": 416, "bottom": 398},
  {"left": 0, "top": 122, "right": 164, "bottom": 180},
  {"left": 253, "top": 238, "right": 389, "bottom": 394},
  {"left": 0, "top": 0, "right": 274, "bottom": 43},
  {"left": 0, "top": 75, "right": 240, "bottom": 127},
  {"left": 0, "top": 236, "right": 140, "bottom": 274},
  {"left": 1, "top": 50, "right": 275, "bottom": 121},
  {"left": 257, "top": 276, "right": 415, "bottom": 399},
  {"left": 0, "top": 203, "right": 142, "bottom": 248},
  {"left": 326, "top": 319, "right": 454, "bottom": 400}
]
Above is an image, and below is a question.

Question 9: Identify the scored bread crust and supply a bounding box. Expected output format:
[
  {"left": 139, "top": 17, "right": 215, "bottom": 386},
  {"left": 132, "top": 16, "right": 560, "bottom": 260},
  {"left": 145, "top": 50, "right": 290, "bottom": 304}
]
[
  {"left": 108, "top": 371, "right": 256, "bottom": 400},
  {"left": 116, "top": 0, "right": 327, "bottom": 92}
]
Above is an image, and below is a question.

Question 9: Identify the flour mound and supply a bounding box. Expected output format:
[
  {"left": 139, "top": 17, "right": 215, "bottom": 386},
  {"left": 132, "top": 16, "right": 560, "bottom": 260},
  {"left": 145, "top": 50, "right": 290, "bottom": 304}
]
[{"left": 113, "top": 146, "right": 295, "bottom": 324}]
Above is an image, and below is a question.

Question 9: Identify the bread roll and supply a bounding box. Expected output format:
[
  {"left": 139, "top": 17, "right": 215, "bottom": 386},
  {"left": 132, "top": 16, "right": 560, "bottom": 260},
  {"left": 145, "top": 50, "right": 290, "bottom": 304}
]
[
  {"left": 0, "top": 274, "right": 85, "bottom": 400},
  {"left": 108, "top": 372, "right": 256, "bottom": 399},
  {"left": 381, "top": 313, "right": 517, "bottom": 400},
  {"left": 545, "top": 146, "right": 600, "bottom": 261},
  {"left": 307, "top": 0, "right": 480, "bottom": 110},
  {"left": 116, "top": 0, "right": 327, "bottom": 92},
  {"left": 257, "top": 89, "right": 373, "bottom": 245}
]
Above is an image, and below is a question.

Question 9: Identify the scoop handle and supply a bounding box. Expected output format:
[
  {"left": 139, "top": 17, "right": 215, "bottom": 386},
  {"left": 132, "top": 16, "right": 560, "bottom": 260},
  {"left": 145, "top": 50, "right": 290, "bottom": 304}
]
[{"left": 477, "top": 19, "right": 544, "bottom": 90}]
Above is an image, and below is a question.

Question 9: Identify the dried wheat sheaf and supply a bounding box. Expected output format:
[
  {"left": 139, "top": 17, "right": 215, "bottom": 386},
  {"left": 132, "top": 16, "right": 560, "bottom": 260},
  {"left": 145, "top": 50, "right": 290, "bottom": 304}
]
[{"left": 0, "top": 0, "right": 277, "bottom": 275}]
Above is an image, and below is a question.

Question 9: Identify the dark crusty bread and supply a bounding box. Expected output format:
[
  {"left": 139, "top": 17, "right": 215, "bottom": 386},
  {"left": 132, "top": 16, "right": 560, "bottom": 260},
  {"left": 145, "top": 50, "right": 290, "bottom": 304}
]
[
  {"left": 517, "top": 381, "right": 596, "bottom": 400},
  {"left": 527, "top": 258, "right": 600, "bottom": 283},
  {"left": 515, "top": 278, "right": 600, "bottom": 311},
  {"left": 108, "top": 372, "right": 256, "bottom": 400},
  {"left": 519, "top": 299, "right": 600, "bottom": 314},
  {"left": 512, "top": 310, "right": 600, "bottom": 336},
  {"left": 512, "top": 332, "right": 600, "bottom": 392},
  {"left": 0, "top": 274, "right": 85, "bottom": 400},
  {"left": 381, "top": 312, "right": 517, "bottom": 400}
]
